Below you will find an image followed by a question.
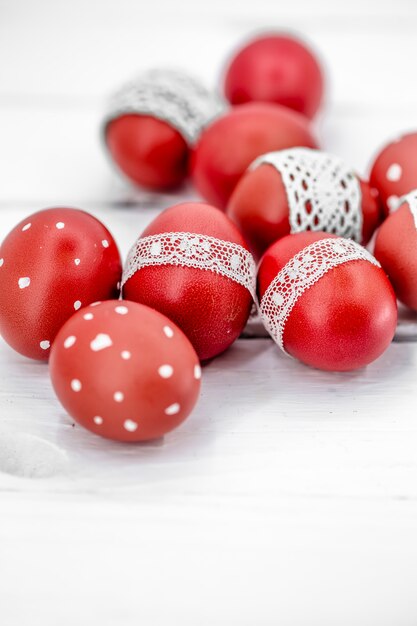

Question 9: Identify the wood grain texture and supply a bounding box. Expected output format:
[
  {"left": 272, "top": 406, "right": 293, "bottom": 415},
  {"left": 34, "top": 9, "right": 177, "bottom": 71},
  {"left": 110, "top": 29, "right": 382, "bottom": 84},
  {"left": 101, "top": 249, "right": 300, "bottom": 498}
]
[{"left": 1, "top": 1, "right": 417, "bottom": 624}]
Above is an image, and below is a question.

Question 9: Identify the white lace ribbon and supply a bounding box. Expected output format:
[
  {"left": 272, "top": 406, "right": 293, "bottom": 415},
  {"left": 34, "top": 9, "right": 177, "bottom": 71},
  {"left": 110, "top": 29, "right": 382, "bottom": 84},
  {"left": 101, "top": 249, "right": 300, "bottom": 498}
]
[
  {"left": 250, "top": 148, "right": 363, "bottom": 242},
  {"left": 122, "top": 232, "right": 257, "bottom": 299},
  {"left": 260, "top": 237, "right": 381, "bottom": 353},
  {"left": 401, "top": 190, "right": 417, "bottom": 227},
  {"left": 103, "top": 68, "right": 226, "bottom": 146}
]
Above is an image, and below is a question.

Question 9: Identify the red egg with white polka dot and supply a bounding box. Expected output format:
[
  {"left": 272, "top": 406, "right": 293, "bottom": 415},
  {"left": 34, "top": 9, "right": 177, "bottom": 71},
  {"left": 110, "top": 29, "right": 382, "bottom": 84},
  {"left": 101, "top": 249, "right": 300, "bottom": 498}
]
[
  {"left": 49, "top": 300, "right": 201, "bottom": 442},
  {"left": 374, "top": 191, "right": 417, "bottom": 311},
  {"left": 122, "top": 202, "right": 256, "bottom": 361},
  {"left": 369, "top": 132, "right": 417, "bottom": 216},
  {"left": 0, "top": 207, "right": 122, "bottom": 360}
]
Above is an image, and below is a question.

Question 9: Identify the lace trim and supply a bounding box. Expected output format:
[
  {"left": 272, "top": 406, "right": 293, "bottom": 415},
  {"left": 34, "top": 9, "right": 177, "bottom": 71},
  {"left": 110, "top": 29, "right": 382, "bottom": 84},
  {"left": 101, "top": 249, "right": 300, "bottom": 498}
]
[
  {"left": 103, "top": 68, "right": 226, "bottom": 145},
  {"left": 402, "top": 190, "right": 417, "bottom": 228},
  {"left": 251, "top": 148, "right": 363, "bottom": 242},
  {"left": 260, "top": 237, "right": 381, "bottom": 352},
  {"left": 122, "top": 232, "right": 257, "bottom": 299}
]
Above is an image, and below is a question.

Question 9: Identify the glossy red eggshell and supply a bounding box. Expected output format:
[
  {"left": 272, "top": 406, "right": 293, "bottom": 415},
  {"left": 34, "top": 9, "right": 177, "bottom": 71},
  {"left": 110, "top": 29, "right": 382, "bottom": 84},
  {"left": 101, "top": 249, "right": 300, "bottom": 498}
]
[
  {"left": 227, "top": 163, "right": 381, "bottom": 258},
  {"left": 0, "top": 207, "right": 122, "bottom": 360},
  {"left": 49, "top": 300, "right": 201, "bottom": 442},
  {"left": 224, "top": 34, "right": 324, "bottom": 119},
  {"left": 106, "top": 114, "right": 189, "bottom": 190},
  {"left": 191, "top": 103, "right": 318, "bottom": 209},
  {"left": 369, "top": 132, "right": 417, "bottom": 216},
  {"left": 258, "top": 232, "right": 397, "bottom": 371},
  {"left": 122, "top": 202, "right": 253, "bottom": 361},
  {"left": 374, "top": 201, "right": 417, "bottom": 310}
]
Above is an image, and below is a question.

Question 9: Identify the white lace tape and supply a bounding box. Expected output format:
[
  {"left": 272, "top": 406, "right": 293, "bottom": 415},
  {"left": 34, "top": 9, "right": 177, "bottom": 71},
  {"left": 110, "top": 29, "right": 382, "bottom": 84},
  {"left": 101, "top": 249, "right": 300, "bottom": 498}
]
[
  {"left": 401, "top": 189, "right": 417, "bottom": 227},
  {"left": 122, "top": 232, "right": 257, "bottom": 300},
  {"left": 103, "top": 68, "right": 226, "bottom": 146},
  {"left": 260, "top": 237, "right": 381, "bottom": 353},
  {"left": 250, "top": 148, "right": 363, "bottom": 242}
]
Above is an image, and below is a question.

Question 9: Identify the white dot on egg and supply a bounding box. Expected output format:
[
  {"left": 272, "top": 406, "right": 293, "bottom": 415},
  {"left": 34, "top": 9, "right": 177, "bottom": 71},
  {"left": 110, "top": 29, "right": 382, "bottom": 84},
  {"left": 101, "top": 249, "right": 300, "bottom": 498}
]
[
  {"left": 93, "top": 416, "right": 103, "bottom": 425},
  {"left": 40, "top": 340, "right": 50, "bottom": 350},
  {"left": 101, "top": 239, "right": 109, "bottom": 248},
  {"left": 90, "top": 333, "right": 113, "bottom": 352},
  {"left": 387, "top": 195, "right": 400, "bottom": 212},
  {"left": 386, "top": 163, "right": 402, "bottom": 182},
  {"left": 71, "top": 379, "right": 82, "bottom": 392},
  {"left": 18, "top": 277, "right": 30, "bottom": 289},
  {"left": 83, "top": 313, "right": 94, "bottom": 320},
  {"left": 74, "top": 258, "right": 80, "bottom": 266},
  {"left": 158, "top": 364, "right": 173, "bottom": 379},
  {"left": 165, "top": 403, "right": 180, "bottom": 415},
  {"left": 124, "top": 419, "right": 138, "bottom": 432},
  {"left": 74, "top": 300, "right": 82, "bottom": 310},
  {"left": 194, "top": 364, "right": 202, "bottom": 380},
  {"left": 64, "top": 336, "right": 76, "bottom": 348},
  {"left": 114, "top": 391, "right": 124, "bottom": 402},
  {"left": 121, "top": 350, "right": 131, "bottom": 360},
  {"left": 163, "top": 325, "right": 174, "bottom": 338},
  {"left": 56, "top": 222, "right": 65, "bottom": 229},
  {"left": 115, "top": 305, "right": 128, "bottom": 315},
  {"left": 0, "top": 258, "right": 4, "bottom": 267},
  {"left": 22, "top": 223, "right": 31, "bottom": 231}
]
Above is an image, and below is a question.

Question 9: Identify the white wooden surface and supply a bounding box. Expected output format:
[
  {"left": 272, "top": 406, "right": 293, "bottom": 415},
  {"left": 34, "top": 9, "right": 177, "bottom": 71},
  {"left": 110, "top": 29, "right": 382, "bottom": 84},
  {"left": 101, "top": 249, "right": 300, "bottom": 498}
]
[{"left": 1, "top": 1, "right": 417, "bottom": 624}]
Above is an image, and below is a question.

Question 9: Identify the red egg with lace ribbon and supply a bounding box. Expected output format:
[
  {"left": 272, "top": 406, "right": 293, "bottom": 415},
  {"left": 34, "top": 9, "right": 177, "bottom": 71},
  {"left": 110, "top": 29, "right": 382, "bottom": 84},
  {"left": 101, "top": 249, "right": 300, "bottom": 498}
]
[
  {"left": 227, "top": 148, "right": 381, "bottom": 259},
  {"left": 122, "top": 202, "right": 256, "bottom": 361},
  {"left": 257, "top": 232, "right": 397, "bottom": 371}
]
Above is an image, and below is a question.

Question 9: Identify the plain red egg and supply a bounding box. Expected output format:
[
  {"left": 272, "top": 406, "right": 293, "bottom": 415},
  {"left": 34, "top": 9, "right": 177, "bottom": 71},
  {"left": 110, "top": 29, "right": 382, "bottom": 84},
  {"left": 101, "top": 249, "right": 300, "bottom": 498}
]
[
  {"left": 0, "top": 207, "right": 122, "bottom": 360},
  {"left": 369, "top": 132, "right": 417, "bottom": 216},
  {"left": 122, "top": 202, "right": 255, "bottom": 361},
  {"left": 49, "top": 300, "right": 201, "bottom": 442},
  {"left": 191, "top": 102, "right": 318, "bottom": 209},
  {"left": 374, "top": 194, "right": 417, "bottom": 310},
  {"left": 106, "top": 114, "right": 189, "bottom": 189},
  {"left": 223, "top": 34, "right": 324, "bottom": 119},
  {"left": 258, "top": 232, "right": 397, "bottom": 371},
  {"left": 227, "top": 149, "right": 381, "bottom": 258}
]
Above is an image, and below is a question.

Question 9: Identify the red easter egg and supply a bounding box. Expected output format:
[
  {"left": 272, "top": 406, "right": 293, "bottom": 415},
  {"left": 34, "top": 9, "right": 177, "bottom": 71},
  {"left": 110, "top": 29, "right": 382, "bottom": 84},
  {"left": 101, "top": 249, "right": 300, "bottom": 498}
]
[
  {"left": 227, "top": 149, "right": 381, "bottom": 258},
  {"left": 191, "top": 102, "right": 318, "bottom": 209},
  {"left": 0, "top": 208, "right": 122, "bottom": 360},
  {"left": 258, "top": 232, "right": 397, "bottom": 371},
  {"left": 369, "top": 132, "right": 417, "bottom": 216},
  {"left": 122, "top": 202, "right": 255, "bottom": 361},
  {"left": 374, "top": 192, "right": 417, "bottom": 310},
  {"left": 49, "top": 300, "right": 201, "bottom": 442},
  {"left": 223, "top": 34, "right": 324, "bottom": 119},
  {"left": 106, "top": 115, "right": 189, "bottom": 189},
  {"left": 104, "top": 69, "right": 225, "bottom": 191}
]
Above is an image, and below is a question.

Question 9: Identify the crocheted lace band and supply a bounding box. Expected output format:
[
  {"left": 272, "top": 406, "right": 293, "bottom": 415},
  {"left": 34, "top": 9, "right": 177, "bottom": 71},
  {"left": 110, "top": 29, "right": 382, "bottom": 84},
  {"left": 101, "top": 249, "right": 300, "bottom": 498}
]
[
  {"left": 260, "top": 237, "right": 381, "bottom": 353},
  {"left": 250, "top": 148, "right": 363, "bottom": 242},
  {"left": 103, "top": 68, "right": 226, "bottom": 146},
  {"left": 122, "top": 232, "right": 257, "bottom": 299}
]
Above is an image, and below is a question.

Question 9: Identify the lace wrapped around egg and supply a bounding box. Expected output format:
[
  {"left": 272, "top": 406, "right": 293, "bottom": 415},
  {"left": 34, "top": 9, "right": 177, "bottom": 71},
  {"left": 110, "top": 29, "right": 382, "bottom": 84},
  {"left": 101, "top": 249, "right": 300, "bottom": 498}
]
[
  {"left": 122, "top": 232, "right": 257, "bottom": 299},
  {"left": 260, "top": 237, "right": 381, "bottom": 353},
  {"left": 250, "top": 148, "right": 363, "bottom": 242},
  {"left": 103, "top": 68, "right": 226, "bottom": 145}
]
